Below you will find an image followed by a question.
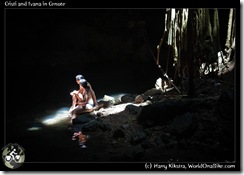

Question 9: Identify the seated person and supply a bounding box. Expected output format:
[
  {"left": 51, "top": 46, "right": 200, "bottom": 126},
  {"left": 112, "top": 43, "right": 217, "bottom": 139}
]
[{"left": 69, "top": 75, "right": 98, "bottom": 119}]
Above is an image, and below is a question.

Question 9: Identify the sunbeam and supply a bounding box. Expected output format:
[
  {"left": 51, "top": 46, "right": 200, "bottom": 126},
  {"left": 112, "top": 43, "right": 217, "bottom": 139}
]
[{"left": 41, "top": 107, "right": 70, "bottom": 125}]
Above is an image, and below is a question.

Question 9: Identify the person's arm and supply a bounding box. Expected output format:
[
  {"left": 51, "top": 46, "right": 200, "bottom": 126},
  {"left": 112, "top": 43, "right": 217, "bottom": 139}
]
[
  {"left": 70, "top": 90, "right": 78, "bottom": 96},
  {"left": 70, "top": 90, "right": 81, "bottom": 110},
  {"left": 88, "top": 83, "right": 98, "bottom": 106},
  {"left": 70, "top": 92, "right": 78, "bottom": 110}
]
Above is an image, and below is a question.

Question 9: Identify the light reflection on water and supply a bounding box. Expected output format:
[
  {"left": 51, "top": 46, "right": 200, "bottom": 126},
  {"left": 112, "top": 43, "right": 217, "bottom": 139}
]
[
  {"left": 27, "top": 127, "right": 42, "bottom": 131},
  {"left": 27, "top": 107, "right": 70, "bottom": 131},
  {"left": 41, "top": 107, "right": 70, "bottom": 125}
]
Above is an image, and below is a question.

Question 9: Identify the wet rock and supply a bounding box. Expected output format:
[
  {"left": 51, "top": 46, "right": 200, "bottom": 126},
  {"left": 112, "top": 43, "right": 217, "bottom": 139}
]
[
  {"left": 166, "top": 112, "right": 197, "bottom": 137},
  {"left": 135, "top": 88, "right": 164, "bottom": 104},
  {"left": 69, "top": 116, "right": 100, "bottom": 135},
  {"left": 139, "top": 100, "right": 152, "bottom": 106},
  {"left": 98, "top": 101, "right": 112, "bottom": 108},
  {"left": 112, "top": 128, "right": 125, "bottom": 138},
  {"left": 160, "top": 132, "right": 172, "bottom": 144},
  {"left": 154, "top": 136, "right": 164, "bottom": 146},
  {"left": 134, "top": 94, "right": 146, "bottom": 103},
  {"left": 72, "top": 113, "right": 93, "bottom": 124},
  {"left": 178, "top": 138, "right": 187, "bottom": 148},
  {"left": 81, "top": 119, "right": 100, "bottom": 131},
  {"left": 131, "top": 144, "right": 145, "bottom": 160},
  {"left": 124, "top": 145, "right": 145, "bottom": 160},
  {"left": 131, "top": 130, "right": 147, "bottom": 145},
  {"left": 166, "top": 139, "right": 178, "bottom": 149},
  {"left": 137, "top": 99, "right": 192, "bottom": 126},
  {"left": 144, "top": 88, "right": 164, "bottom": 97},
  {"left": 124, "top": 104, "right": 141, "bottom": 115},
  {"left": 121, "top": 124, "right": 130, "bottom": 130},
  {"left": 141, "top": 140, "right": 153, "bottom": 149},
  {"left": 102, "top": 95, "right": 116, "bottom": 104},
  {"left": 65, "top": 71, "right": 235, "bottom": 162},
  {"left": 121, "top": 94, "right": 136, "bottom": 103},
  {"left": 194, "top": 129, "right": 207, "bottom": 141},
  {"left": 215, "top": 90, "right": 234, "bottom": 119},
  {"left": 98, "top": 123, "right": 111, "bottom": 131},
  {"left": 111, "top": 140, "right": 119, "bottom": 148}
]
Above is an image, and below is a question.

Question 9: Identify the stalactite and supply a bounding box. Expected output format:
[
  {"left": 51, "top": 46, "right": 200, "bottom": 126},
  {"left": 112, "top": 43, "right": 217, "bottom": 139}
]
[
  {"left": 225, "top": 9, "right": 233, "bottom": 49},
  {"left": 205, "top": 9, "right": 213, "bottom": 42},
  {"left": 230, "top": 9, "right": 236, "bottom": 51},
  {"left": 173, "top": 10, "right": 179, "bottom": 67},
  {"left": 187, "top": 9, "right": 196, "bottom": 97},
  {"left": 213, "top": 8, "right": 221, "bottom": 54}
]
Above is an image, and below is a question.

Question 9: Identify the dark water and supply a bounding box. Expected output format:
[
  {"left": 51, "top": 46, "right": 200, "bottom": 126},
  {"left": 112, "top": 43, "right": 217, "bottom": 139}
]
[{"left": 5, "top": 61, "right": 162, "bottom": 163}]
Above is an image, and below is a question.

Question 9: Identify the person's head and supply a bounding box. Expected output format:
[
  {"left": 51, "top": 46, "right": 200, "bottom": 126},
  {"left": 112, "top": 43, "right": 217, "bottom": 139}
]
[
  {"left": 79, "top": 78, "right": 87, "bottom": 88},
  {"left": 77, "top": 77, "right": 90, "bottom": 93},
  {"left": 76, "top": 74, "right": 84, "bottom": 84}
]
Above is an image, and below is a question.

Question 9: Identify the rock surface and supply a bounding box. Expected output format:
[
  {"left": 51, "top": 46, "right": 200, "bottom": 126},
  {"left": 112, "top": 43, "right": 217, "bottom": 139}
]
[{"left": 67, "top": 72, "right": 236, "bottom": 162}]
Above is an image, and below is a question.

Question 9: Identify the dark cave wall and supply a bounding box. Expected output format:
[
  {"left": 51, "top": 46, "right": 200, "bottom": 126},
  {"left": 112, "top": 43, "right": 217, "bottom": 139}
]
[
  {"left": 6, "top": 9, "right": 231, "bottom": 69},
  {"left": 6, "top": 9, "right": 164, "bottom": 66}
]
